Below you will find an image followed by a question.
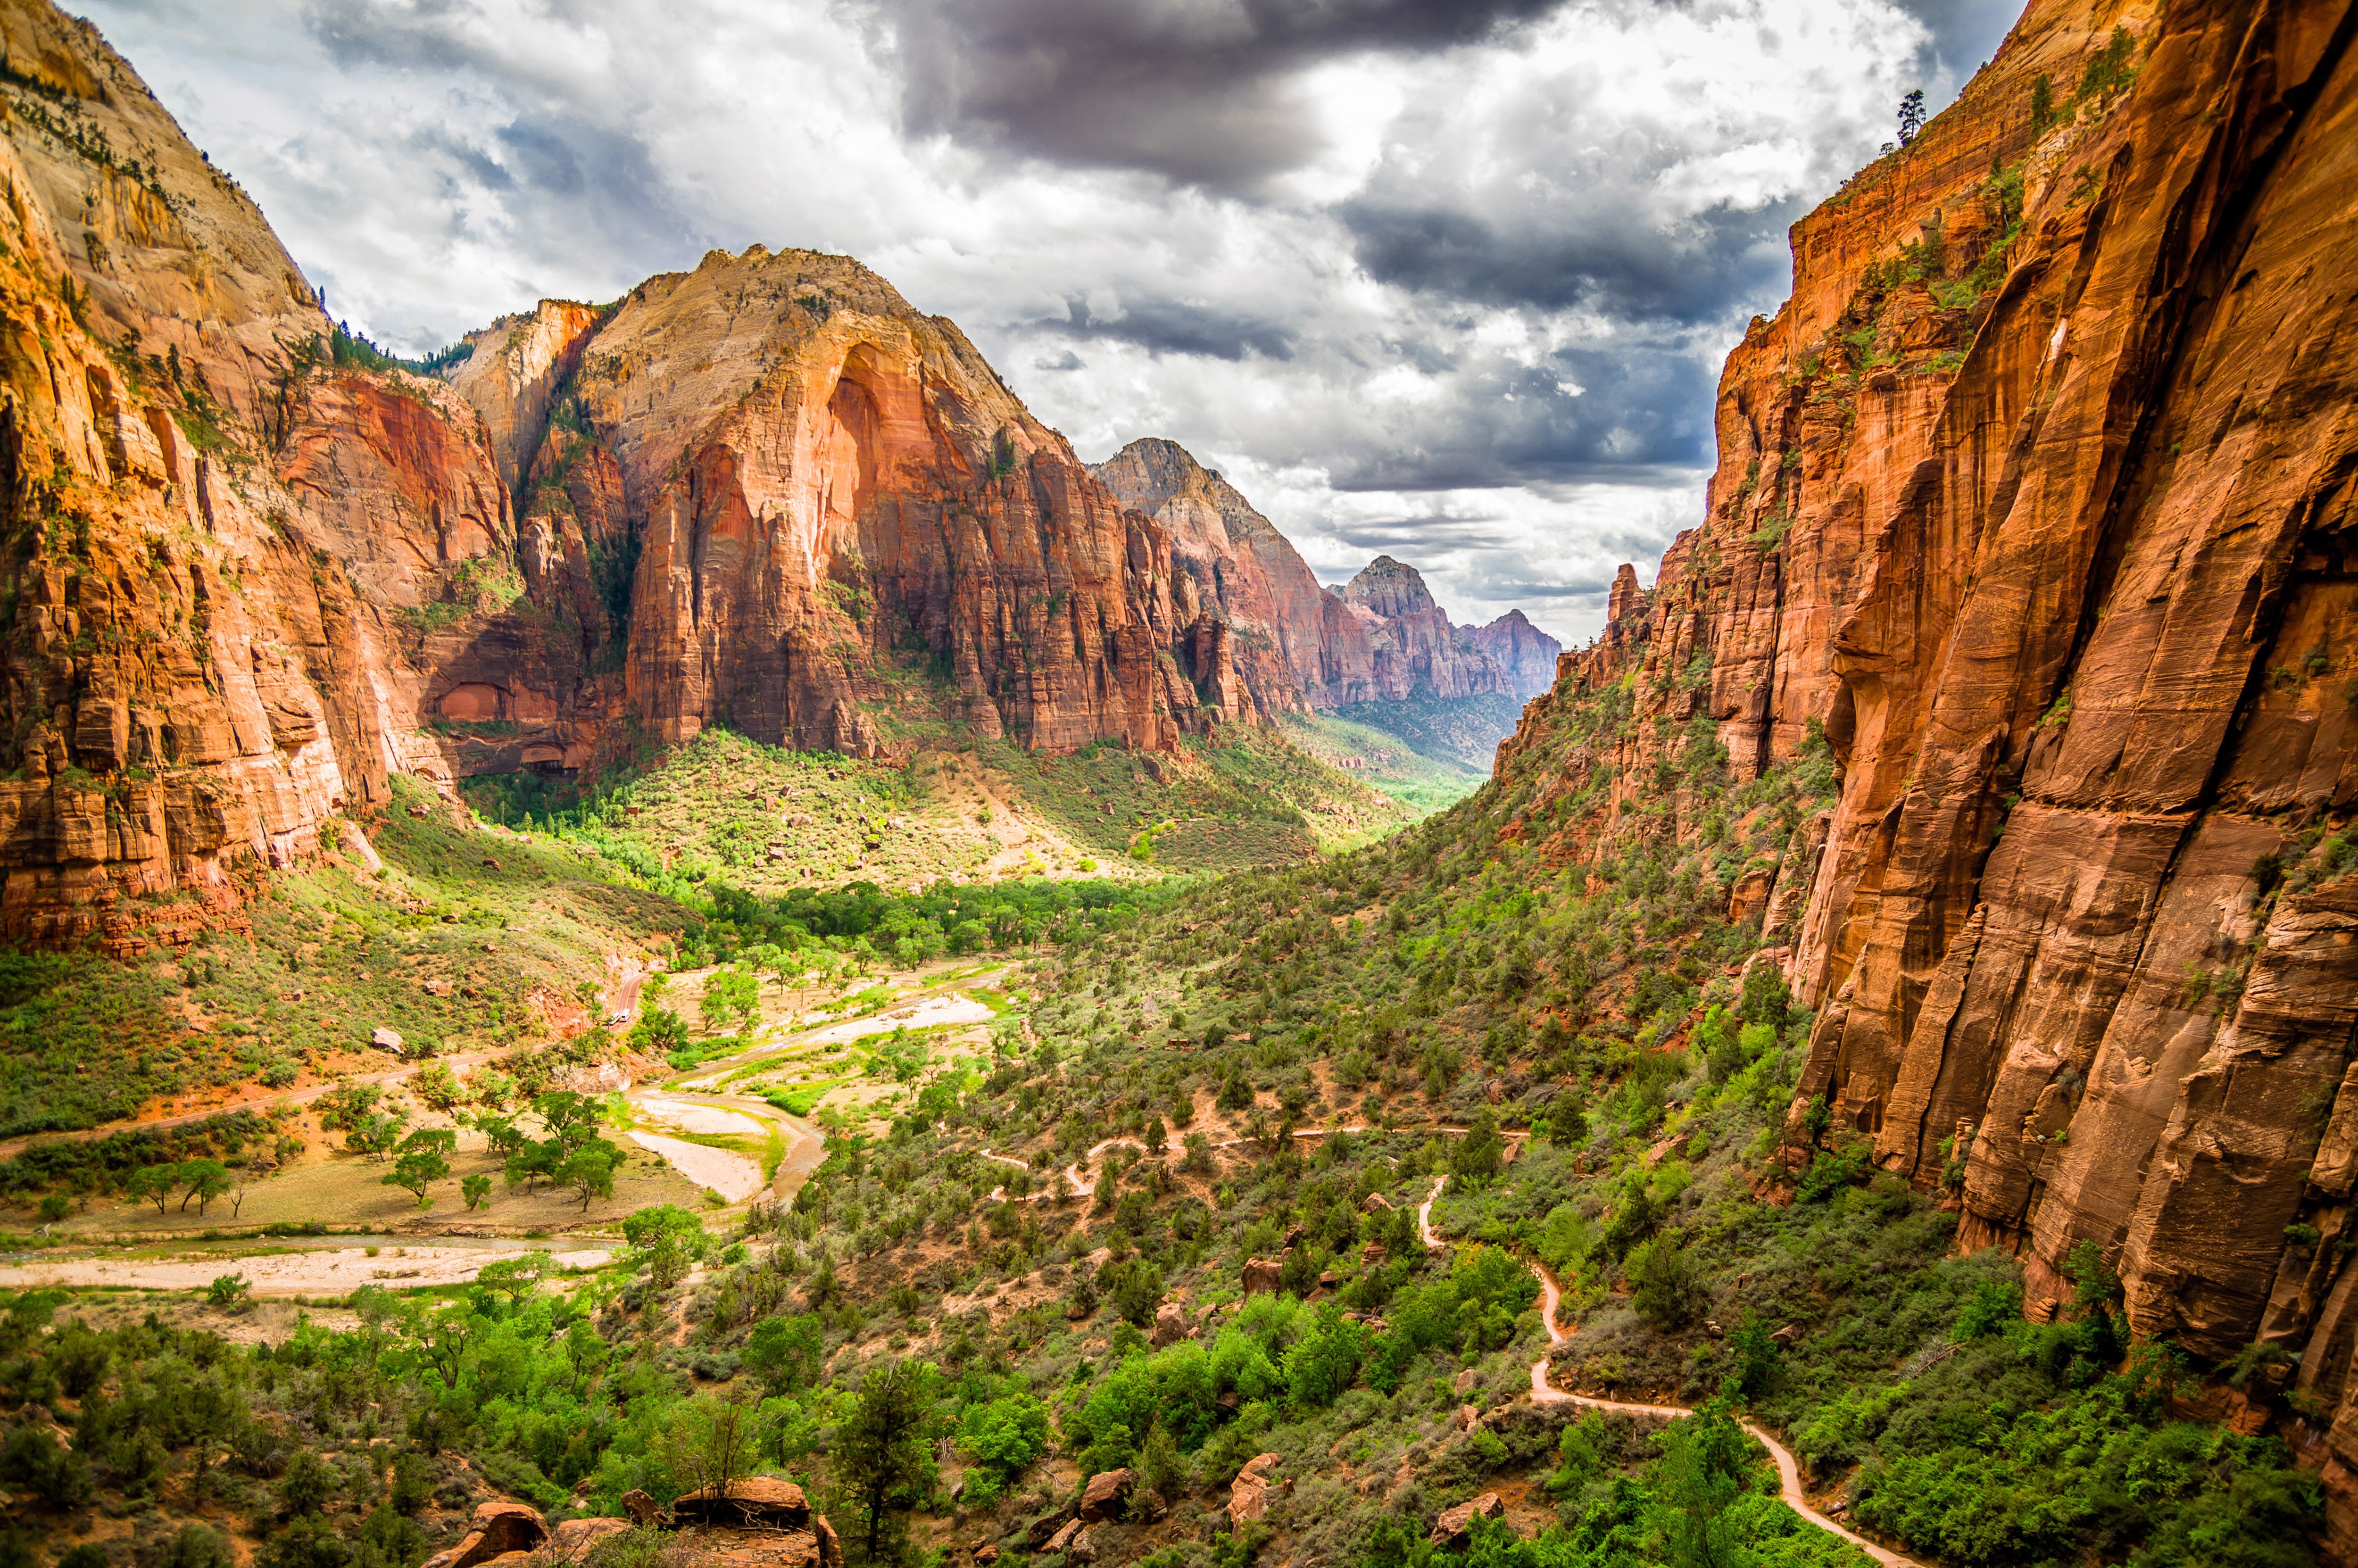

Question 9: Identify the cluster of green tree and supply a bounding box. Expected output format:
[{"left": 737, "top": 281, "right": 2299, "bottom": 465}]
[
  {"left": 688, "top": 875, "right": 1168, "bottom": 971},
  {"left": 0, "top": 1108, "right": 286, "bottom": 1203}
]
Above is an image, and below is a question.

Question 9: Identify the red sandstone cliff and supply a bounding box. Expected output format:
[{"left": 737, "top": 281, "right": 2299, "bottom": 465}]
[
  {"left": 0, "top": 0, "right": 1256, "bottom": 949},
  {"left": 1463, "top": 609, "right": 1561, "bottom": 701},
  {"left": 1334, "top": 556, "right": 1525, "bottom": 703},
  {"left": 1501, "top": 0, "right": 2358, "bottom": 1535}
]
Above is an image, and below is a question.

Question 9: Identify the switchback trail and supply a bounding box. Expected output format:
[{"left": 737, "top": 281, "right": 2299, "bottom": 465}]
[{"left": 1417, "top": 1176, "right": 1924, "bottom": 1568}]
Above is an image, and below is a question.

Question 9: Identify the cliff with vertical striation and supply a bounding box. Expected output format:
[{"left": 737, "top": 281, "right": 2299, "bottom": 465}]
[
  {"left": 0, "top": 0, "right": 1297, "bottom": 952},
  {"left": 1499, "top": 0, "right": 2358, "bottom": 1538},
  {"left": 1464, "top": 609, "right": 1561, "bottom": 700}
]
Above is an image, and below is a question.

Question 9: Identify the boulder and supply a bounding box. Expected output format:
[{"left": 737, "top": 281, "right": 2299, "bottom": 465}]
[
  {"left": 672, "top": 1476, "right": 813, "bottom": 1529},
  {"left": 1361, "top": 1193, "right": 1393, "bottom": 1213},
  {"left": 971, "top": 1548, "right": 999, "bottom": 1565},
  {"left": 372, "top": 1027, "right": 405, "bottom": 1053},
  {"left": 1151, "top": 1301, "right": 1190, "bottom": 1347},
  {"left": 544, "top": 1520, "right": 631, "bottom": 1560},
  {"left": 621, "top": 1490, "right": 664, "bottom": 1526},
  {"left": 1078, "top": 1467, "right": 1131, "bottom": 1522},
  {"left": 420, "top": 1501, "right": 548, "bottom": 1568},
  {"left": 1241, "top": 1254, "right": 1284, "bottom": 1297},
  {"left": 1042, "top": 1520, "right": 1084, "bottom": 1556},
  {"left": 1023, "top": 1510, "right": 1074, "bottom": 1551},
  {"left": 1453, "top": 1404, "right": 1480, "bottom": 1432},
  {"left": 1429, "top": 1492, "right": 1506, "bottom": 1549},
  {"left": 1229, "top": 1452, "right": 1281, "bottom": 1528},
  {"left": 1452, "top": 1368, "right": 1478, "bottom": 1395}
]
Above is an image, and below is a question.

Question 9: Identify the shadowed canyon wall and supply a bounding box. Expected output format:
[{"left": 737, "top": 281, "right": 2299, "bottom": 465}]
[{"left": 1508, "top": 0, "right": 2358, "bottom": 1533}]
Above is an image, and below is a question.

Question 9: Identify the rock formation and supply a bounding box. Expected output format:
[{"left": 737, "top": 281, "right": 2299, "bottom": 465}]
[
  {"left": 1095, "top": 439, "right": 1558, "bottom": 710},
  {"left": 0, "top": 0, "right": 1326, "bottom": 950},
  {"left": 1332, "top": 557, "right": 1530, "bottom": 704},
  {"left": 1502, "top": 0, "right": 2358, "bottom": 1537},
  {"left": 1463, "top": 609, "right": 1561, "bottom": 700},
  {"left": 1429, "top": 1491, "right": 1505, "bottom": 1549},
  {"left": 1092, "top": 437, "right": 1342, "bottom": 717},
  {"left": 1228, "top": 1452, "right": 1281, "bottom": 1528}
]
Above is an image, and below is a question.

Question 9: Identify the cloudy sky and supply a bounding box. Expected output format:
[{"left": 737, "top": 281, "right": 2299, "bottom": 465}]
[{"left": 87, "top": 0, "right": 2017, "bottom": 642}]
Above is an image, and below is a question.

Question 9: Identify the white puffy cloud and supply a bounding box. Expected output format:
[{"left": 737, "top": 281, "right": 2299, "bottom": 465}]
[{"left": 87, "top": 0, "right": 2016, "bottom": 641}]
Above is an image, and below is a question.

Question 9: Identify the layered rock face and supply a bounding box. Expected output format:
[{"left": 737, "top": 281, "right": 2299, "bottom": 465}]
[
  {"left": 1094, "top": 437, "right": 1344, "bottom": 717},
  {"left": 1463, "top": 609, "right": 1561, "bottom": 700},
  {"left": 1509, "top": 0, "right": 2358, "bottom": 1518},
  {"left": 566, "top": 250, "right": 1214, "bottom": 756},
  {"left": 0, "top": 0, "right": 1249, "bottom": 946},
  {"left": 1096, "top": 439, "right": 1559, "bottom": 713},
  {"left": 1332, "top": 556, "right": 1540, "bottom": 703},
  {"left": 0, "top": 0, "right": 482, "bottom": 951}
]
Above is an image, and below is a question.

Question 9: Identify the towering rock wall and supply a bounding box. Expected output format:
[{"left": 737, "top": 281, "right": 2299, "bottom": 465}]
[
  {"left": 1095, "top": 439, "right": 1561, "bottom": 713},
  {"left": 565, "top": 249, "right": 1212, "bottom": 755},
  {"left": 1508, "top": 0, "right": 2358, "bottom": 1524},
  {"left": 0, "top": 0, "right": 1253, "bottom": 950},
  {"left": 0, "top": 0, "right": 515, "bottom": 952},
  {"left": 1464, "top": 609, "right": 1561, "bottom": 700}
]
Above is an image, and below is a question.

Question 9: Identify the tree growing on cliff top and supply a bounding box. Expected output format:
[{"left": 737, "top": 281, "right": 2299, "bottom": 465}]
[{"left": 1898, "top": 87, "right": 1927, "bottom": 144}]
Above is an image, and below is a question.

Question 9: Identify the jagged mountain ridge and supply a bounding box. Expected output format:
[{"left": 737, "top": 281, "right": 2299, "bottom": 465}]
[
  {"left": 1332, "top": 555, "right": 1560, "bottom": 703},
  {"left": 1090, "top": 438, "right": 1560, "bottom": 713},
  {"left": 1502, "top": 0, "right": 2358, "bottom": 1534}
]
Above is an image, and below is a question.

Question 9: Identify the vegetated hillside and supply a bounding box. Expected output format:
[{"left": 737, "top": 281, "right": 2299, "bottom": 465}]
[
  {"left": 6, "top": 664, "right": 2310, "bottom": 1568},
  {"left": 464, "top": 722, "right": 1415, "bottom": 890},
  {"left": 0, "top": 777, "right": 687, "bottom": 1139}
]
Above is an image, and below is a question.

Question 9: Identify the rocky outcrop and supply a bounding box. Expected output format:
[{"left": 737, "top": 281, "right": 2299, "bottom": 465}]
[
  {"left": 1429, "top": 1492, "right": 1505, "bottom": 1549},
  {"left": 1333, "top": 558, "right": 1522, "bottom": 704},
  {"left": 1077, "top": 1466, "right": 1131, "bottom": 1522},
  {"left": 1502, "top": 0, "right": 2358, "bottom": 1530},
  {"left": 1228, "top": 1452, "right": 1280, "bottom": 1528},
  {"left": 419, "top": 1502, "right": 550, "bottom": 1568},
  {"left": 1095, "top": 440, "right": 1553, "bottom": 712},
  {"left": 1150, "top": 1300, "right": 1191, "bottom": 1346},
  {"left": 1462, "top": 610, "right": 1561, "bottom": 700}
]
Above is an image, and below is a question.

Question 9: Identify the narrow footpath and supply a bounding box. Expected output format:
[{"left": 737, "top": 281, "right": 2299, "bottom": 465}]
[{"left": 1417, "top": 1175, "right": 1923, "bottom": 1568}]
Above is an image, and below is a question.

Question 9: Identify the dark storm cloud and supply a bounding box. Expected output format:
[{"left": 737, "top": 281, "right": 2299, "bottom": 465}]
[
  {"left": 1040, "top": 297, "right": 1297, "bottom": 363},
  {"left": 304, "top": 0, "right": 483, "bottom": 71},
  {"left": 874, "top": 0, "right": 1565, "bottom": 188},
  {"left": 1331, "top": 512, "right": 1516, "bottom": 552},
  {"left": 1326, "top": 344, "right": 1714, "bottom": 492},
  {"left": 1341, "top": 194, "right": 1800, "bottom": 323}
]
